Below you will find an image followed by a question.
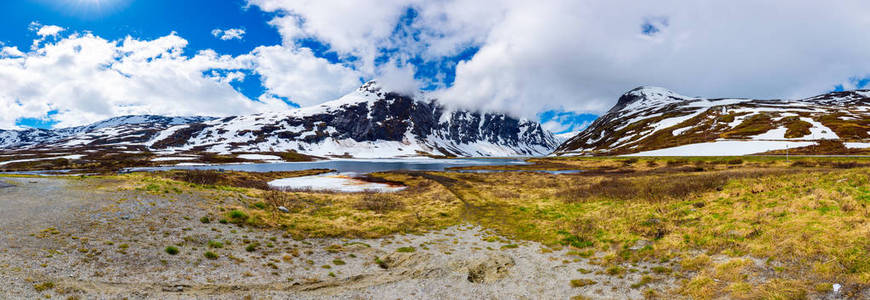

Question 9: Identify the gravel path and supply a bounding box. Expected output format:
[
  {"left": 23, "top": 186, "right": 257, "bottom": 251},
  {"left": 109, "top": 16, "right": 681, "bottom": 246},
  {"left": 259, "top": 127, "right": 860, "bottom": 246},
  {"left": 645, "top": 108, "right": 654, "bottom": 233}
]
[{"left": 0, "top": 177, "right": 675, "bottom": 299}]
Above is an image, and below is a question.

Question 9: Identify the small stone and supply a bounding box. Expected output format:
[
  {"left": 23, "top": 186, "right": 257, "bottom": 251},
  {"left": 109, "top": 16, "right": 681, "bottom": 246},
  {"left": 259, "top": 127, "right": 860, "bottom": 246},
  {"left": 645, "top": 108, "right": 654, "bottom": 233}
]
[
  {"left": 466, "top": 253, "right": 515, "bottom": 283},
  {"left": 278, "top": 206, "right": 289, "bottom": 213},
  {"left": 833, "top": 283, "right": 841, "bottom": 293},
  {"left": 629, "top": 239, "right": 651, "bottom": 251}
]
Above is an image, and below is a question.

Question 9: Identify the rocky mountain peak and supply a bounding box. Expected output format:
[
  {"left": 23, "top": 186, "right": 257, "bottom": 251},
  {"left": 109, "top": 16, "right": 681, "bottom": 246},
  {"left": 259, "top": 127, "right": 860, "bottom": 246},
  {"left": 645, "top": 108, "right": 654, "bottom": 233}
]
[{"left": 612, "top": 86, "right": 692, "bottom": 113}]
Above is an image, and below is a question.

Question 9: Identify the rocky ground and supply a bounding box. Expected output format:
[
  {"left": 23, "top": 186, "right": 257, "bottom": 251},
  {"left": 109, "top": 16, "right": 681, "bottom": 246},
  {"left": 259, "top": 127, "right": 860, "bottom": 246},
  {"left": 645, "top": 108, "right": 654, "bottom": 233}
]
[{"left": 0, "top": 176, "right": 676, "bottom": 299}]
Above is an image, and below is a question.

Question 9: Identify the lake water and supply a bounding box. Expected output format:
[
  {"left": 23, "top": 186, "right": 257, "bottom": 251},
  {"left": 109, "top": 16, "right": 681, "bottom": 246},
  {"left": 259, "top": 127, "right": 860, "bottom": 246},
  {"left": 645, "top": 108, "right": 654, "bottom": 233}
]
[{"left": 130, "top": 158, "right": 529, "bottom": 173}]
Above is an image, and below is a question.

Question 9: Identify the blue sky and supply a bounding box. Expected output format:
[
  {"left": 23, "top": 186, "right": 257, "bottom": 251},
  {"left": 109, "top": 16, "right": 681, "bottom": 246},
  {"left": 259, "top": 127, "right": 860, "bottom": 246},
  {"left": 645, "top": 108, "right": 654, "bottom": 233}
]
[
  {"left": 2, "top": 1, "right": 869, "bottom": 132},
  {"left": 0, "top": 0, "right": 586, "bottom": 132}
]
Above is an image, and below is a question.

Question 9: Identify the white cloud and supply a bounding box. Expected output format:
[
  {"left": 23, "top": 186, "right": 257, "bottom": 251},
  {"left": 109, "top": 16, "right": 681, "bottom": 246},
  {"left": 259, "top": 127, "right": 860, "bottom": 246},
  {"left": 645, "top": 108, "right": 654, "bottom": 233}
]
[
  {"left": 248, "top": 0, "right": 870, "bottom": 120},
  {"left": 0, "top": 31, "right": 288, "bottom": 129},
  {"left": 29, "top": 23, "right": 67, "bottom": 50},
  {"left": 211, "top": 28, "right": 246, "bottom": 40},
  {"left": 36, "top": 25, "right": 65, "bottom": 37},
  {"left": 247, "top": 45, "right": 362, "bottom": 107}
]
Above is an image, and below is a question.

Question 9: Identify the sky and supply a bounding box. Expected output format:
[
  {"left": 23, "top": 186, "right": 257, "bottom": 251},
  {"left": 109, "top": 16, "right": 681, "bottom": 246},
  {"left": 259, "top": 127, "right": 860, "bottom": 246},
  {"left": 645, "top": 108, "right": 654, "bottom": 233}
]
[{"left": 2, "top": 0, "right": 870, "bottom": 134}]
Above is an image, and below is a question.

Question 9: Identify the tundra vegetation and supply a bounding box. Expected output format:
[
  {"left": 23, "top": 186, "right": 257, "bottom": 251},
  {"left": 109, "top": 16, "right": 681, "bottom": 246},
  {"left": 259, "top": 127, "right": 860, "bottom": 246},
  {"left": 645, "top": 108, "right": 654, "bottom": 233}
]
[{"left": 3, "top": 155, "right": 869, "bottom": 298}]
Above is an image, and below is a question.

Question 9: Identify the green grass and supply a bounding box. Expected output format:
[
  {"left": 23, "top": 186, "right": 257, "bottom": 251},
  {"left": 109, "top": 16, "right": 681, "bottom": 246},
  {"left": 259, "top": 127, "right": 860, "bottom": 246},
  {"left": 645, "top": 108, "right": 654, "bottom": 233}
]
[
  {"left": 110, "top": 157, "right": 870, "bottom": 298},
  {"left": 204, "top": 251, "right": 218, "bottom": 260},
  {"left": 396, "top": 246, "right": 416, "bottom": 253},
  {"left": 207, "top": 240, "right": 224, "bottom": 249},
  {"left": 165, "top": 246, "right": 179, "bottom": 255}
]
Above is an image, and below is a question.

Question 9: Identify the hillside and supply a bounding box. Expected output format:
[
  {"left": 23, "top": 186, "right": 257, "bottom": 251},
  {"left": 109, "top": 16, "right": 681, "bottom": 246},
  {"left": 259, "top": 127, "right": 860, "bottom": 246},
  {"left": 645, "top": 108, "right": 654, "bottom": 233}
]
[{"left": 554, "top": 87, "right": 870, "bottom": 156}]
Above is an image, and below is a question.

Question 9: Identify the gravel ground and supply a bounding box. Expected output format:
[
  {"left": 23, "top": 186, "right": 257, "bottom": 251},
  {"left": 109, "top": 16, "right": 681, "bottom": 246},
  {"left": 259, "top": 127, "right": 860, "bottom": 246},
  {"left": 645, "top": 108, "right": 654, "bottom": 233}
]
[{"left": 0, "top": 177, "right": 676, "bottom": 299}]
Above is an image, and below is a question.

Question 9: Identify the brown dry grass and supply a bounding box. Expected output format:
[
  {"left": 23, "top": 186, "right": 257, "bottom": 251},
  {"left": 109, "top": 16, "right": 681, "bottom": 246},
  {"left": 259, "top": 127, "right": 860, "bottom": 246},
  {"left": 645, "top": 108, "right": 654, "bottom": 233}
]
[{"left": 112, "top": 156, "right": 870, "bottom": 298}]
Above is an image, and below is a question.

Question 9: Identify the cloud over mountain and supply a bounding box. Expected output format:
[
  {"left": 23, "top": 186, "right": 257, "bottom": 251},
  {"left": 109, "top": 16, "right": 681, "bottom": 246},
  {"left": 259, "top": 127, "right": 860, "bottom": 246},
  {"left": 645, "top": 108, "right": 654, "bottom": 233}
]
[{"left": 248, "top": 0, "right": 870, "bottom": 119}]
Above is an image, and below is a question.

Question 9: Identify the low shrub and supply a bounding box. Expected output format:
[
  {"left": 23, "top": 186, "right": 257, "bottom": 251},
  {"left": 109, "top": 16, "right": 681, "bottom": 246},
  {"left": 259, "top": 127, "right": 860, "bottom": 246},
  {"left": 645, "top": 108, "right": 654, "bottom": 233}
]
[{"left": 353, "top": 194, "right": 404, "bottom": 214}]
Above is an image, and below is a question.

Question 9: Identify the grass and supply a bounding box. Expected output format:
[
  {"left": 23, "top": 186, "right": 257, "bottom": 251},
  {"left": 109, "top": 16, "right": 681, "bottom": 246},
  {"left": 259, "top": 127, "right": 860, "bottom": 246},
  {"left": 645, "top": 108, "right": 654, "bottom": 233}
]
[
  {"left": 165, "top": 246, "right": 179, "bottom": 255},
  {"left": 396, "top": 246, "right": 416, "bottom": 253},
  {"left": 353, "top": 193, "right": 405, "bottom": 213},
  {"left": 33, "top": 281, "right": 54, "bottom": 292},
  {"left": 159, "top": 169, "right": 330, "bottom": 190},
  {"left": 570, "top": 278, "right": 596, "bottom": 288},
  {"left": 99, "top": 156, "right": 870, "bottom": 298},
  {"left": 207, "top": 240, "right": 224, "bottom": 249},
  {"left": 227, "top": 210, "right": 248, "bottom": 224}
]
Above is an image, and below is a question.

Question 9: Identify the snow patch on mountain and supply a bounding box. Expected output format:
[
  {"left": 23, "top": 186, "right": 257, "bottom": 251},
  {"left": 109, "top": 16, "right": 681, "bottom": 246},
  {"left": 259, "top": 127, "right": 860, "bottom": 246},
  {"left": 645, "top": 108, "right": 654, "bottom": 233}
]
[
  {"left": 0, "top": 82, "right": 558, "bottom": 158},
  {"left": 556, "top": 87, "right": 870, "bottom": 156}
]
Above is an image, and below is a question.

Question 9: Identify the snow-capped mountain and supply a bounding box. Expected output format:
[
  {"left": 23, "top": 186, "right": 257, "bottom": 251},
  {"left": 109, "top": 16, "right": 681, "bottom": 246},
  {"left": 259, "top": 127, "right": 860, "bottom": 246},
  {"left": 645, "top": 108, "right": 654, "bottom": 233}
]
[
  {"left": 554, "top": 86, "right": 870, "bottom": 156},
  {"left": 1, "top": 82, "right": 558, "bottom": 158},
  {"left": 0, "top": 115, "right": 215, "bottom": 149}
]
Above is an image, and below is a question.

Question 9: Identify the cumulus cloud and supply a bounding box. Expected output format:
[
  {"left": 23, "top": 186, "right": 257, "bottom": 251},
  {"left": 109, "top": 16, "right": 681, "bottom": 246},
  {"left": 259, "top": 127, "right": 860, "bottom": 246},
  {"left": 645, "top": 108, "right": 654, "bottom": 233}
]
[
  {"left": 29, "top": 22, "right": 67, "bottom": 50},
  {"left": 0, "top": 30, "right": 288, "bottom": 129},
  {"left": 35, "top": 25, "right": 65, "bottom": 37},
  {"left": 248, "top": 0, "right": 870, "bottom": 119},
  {"left": 9, "top": 1, "right": 870, "bottom": 130},
  {"left": 211, "top": 28, "right": 246, "bottom": 40},
  {"left": 247, "top": 45, "right": 362, "bottom": 107}
]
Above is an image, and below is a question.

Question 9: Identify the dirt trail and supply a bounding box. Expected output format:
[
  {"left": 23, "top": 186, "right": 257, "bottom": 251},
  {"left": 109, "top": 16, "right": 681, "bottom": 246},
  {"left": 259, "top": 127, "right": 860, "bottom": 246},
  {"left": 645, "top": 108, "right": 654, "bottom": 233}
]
[{"left": 0, "top": 177, "right": 670, "bottom": 299}]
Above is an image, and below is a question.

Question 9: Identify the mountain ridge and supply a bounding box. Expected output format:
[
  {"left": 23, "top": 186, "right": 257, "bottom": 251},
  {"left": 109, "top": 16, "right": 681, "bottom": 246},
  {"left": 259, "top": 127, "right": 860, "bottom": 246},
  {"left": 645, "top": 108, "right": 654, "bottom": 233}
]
[
  {"left": 1, "top": 82, "right": 558, "bottom": 158},
  {"left": 555, "top": 87, "right": 870, "bottom": 156}
]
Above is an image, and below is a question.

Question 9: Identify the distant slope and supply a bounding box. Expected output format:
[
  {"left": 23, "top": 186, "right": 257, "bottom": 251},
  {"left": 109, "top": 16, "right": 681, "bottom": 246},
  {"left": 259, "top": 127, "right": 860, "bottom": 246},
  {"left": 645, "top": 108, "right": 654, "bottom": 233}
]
[
  {"left": 0, "top": 82, "right": 558, "bottom": 158},
  {"left": 554, "top": 87, "right": 870, "bottom": 156},
  {"left": 0, "top": 115, "right": 215, "bottom": 149}
]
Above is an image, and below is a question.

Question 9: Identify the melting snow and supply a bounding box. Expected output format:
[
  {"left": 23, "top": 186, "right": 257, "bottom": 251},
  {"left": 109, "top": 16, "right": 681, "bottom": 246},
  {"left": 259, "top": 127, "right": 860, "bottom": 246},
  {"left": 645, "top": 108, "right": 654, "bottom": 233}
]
[
  {"left": 237, "top": 154, "right": 282, "bottom": 161},
  {"left": 750, "top": 126, "right": 788, "bottom": 140},
  {"left": 845, "top": 142, "right": 870, "bottom": 149},
  {"left": 801, "top": 117, "right": 839, "bottom": 140},
  {"left": 151, "top": 157, "right": 198, "bottom": 162},
  {"left": 623, "top": 140, "right": 814, "bottom": 156},
  {"left": 268, "top": 172, "right": 406, "bottom": 193}
]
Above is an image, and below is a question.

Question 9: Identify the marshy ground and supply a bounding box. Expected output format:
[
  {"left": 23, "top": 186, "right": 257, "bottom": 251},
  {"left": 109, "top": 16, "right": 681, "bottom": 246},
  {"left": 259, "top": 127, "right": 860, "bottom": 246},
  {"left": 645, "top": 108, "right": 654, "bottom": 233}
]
[{"left": 1, "top": 156, "right": 869, "bottom": 299}]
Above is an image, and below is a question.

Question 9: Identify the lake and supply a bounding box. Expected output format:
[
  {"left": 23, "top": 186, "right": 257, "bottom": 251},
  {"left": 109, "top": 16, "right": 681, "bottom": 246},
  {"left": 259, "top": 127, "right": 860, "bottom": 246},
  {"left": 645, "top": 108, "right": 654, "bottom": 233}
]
[{"left": 129, "top": 158, "right": 529, "bottom": 173}]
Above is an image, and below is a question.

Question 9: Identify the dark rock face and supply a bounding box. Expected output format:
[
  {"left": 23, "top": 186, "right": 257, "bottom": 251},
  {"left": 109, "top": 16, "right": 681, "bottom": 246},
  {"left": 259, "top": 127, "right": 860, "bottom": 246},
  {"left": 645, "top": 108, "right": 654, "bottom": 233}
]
[
  {"left": 163, "top": 85, "right": 557, "bottom": 156},
  {"left": 0, "top": 83, "right": 557, "bottom": 157}
]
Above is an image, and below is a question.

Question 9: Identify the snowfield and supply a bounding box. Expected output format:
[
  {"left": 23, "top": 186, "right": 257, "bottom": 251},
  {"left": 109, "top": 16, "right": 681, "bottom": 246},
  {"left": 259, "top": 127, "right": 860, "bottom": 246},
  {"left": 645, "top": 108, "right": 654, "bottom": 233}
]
[
  {"left": 623, "top": 140, "right": 814, "bottom": 156},
  {"left": 268, "top": 173, "right": 406, "bottom": 193},
  {"left": 236, "top": 154, "right": 283, "bottom": 161},
  {"left": 555, "top": 86, "right": 870, "bottom": 156},
  {"left": 151, "top": 156, "right": 198, "bottom": 162}
]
